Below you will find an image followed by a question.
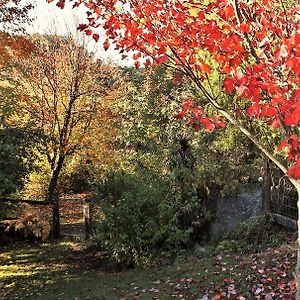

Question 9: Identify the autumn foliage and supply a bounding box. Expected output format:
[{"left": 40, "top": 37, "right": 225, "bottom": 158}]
[
  {"left": 48, "top": 0, "right": 300, "bottom": 181},
  {"left": 0, "top": 0, "right": 35, "bottom": 66},
  {"left": 4, "top": 203, "right": 51, "bottom": 241}
]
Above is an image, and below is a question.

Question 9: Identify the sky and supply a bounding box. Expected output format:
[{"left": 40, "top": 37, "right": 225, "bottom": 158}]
[{"left": 25, "top": 0, "right": 131, "bottom": 66}]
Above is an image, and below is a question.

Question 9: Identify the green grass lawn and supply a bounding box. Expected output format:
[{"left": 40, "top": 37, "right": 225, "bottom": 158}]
[{"left": 0, "top": 241, "right": 297, "bottom": 300}]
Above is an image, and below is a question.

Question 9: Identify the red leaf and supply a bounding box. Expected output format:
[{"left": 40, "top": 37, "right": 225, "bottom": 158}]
[
  {"left": 246, "top": 103, "right": 261, "bottom": 117},
  {"left": 157, "top": 46, "right": 166, "bottom": 55},
  {"left": 189, "top": 56, "right": 196, "bottom": 65},
  {"left": 202, "top": 63, "right": 211, "bottom": 74},
  {"left": 289, "top": 279, "right": 296, "bottom": 291},
  {"left": 284, "top": 102, "right": 300, "bottom": 126},
  {"left": 192, "top": 123, "right": 201, "bottom": 131},
  {"left": 182, "top": 100, "right": 194, "bottom": 111},
  {"left": 216, "top": 120, "right": 226, "bottom": 128},
  {"left": 144, "top": 59, "right": 151, "bottom": 68},
  {"left": 234, "top": 108, "right": 242, "bottom": 117},
  {"left": 173, "top": 72, "right": 183, "bottom": 84},
  {"left": 87, "top": 17, "right": 95, "bottom": 24},
  {"left": 156, "top": 55, "right": 168, "bottom": 64},
  {"left": 56, "top": 0, "right": 65, "bottom": 9},
  {"left": 193, "top": 108, "right": 201, "bottom": 119},
  {"left": 174, "top": 111, "right": 186, "bottom": 119},
  {"left": 277, "top": 140, "right": 288, "bottom": 152},
  {"left": 93, "top": 34, "right": 100, "bottom": 42},
  {"left": 260, "top": 106, "right": 277, "bottom": 118},
  {"left": 72, "top": 2, "right": 81, "bottom": 8},
  {"left": 285, "top": 111, "right": 300, "bottom": 126},
  {"left": 239, "top": 22, "right": 251, "bottom": 34},
  {"left": 78, "top": 24, "right": 88, "bottom": 31},
  {"left": 288, "top": 161, "right": 300, "bottom": 179},
  {"left": 278, "top": 282, "right": 286, "bottom": 289},
  {"left": 85, "top": 29, "right": 92, "bottom": 36},
  {"left": 134, "top": 61, "right": 141, "bottom": 68},
  {"left": 201, "top": 118, "right": 215, "bottom": 131},
  {"left": 224, "top": 77, "right": 235, "bottom": 93},
  {"left": 103, "top": 39, "right": 110, "bottom": 51},
  {"left": 269, "top": 119, "right": 281, "bottom": 128},
  {"left": 94, "top": 7, "right": 101, "bottom": 15}
]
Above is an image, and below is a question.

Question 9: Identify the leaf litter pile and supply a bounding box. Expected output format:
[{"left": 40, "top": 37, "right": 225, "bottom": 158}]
[{"left": 118, "top": 245, "right": 297, "bottom": 300}]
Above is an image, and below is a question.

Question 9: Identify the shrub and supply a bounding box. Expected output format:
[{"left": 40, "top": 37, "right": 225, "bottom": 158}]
[
  {"left": 4, "top": 203, "right": 51, "bottom": 241},
  {"left": 94, "top": 169, "right": 205, "bottom": 266}
]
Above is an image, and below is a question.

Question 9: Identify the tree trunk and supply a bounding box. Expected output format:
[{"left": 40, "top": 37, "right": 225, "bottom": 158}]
[
  {"left": 296, "top": 182, "right": 300, "bottom": 299},
  {"left": 52, "top": 195, "right": 60, "bottom": 239},
  {"left": 47, "top": 155, "right": 65, "bottom": 239},
  {"left": 262, "top": 156, "right": 271, "bottom": 213}
]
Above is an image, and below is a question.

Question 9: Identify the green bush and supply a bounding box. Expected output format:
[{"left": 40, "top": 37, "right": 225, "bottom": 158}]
[
  {"left": 94, "top": 169, "right": 209, "bottom": 266},
  {"left": 0, "top": 127, "right": 42, "bottom": 197}
]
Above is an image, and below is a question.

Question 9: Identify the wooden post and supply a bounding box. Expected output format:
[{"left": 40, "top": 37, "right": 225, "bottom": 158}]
[{"left": 83, "top": 201, "right": 91, "bottom": 239}]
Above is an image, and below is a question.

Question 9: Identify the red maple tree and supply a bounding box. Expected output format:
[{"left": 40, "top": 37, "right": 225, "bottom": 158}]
[{"left": 49, "top": 0, "right": 300, "bottom": 296}]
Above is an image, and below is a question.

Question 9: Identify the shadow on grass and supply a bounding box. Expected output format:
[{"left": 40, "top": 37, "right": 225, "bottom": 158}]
[
  {"left": 0, "top": 241, "right": 208, "bottom": 300},
  {"left": 0, "top": 240, "right": 297, "bottom": 300},
  {"left": 0, "top": 241, "right": 124, "bottom": 300}
]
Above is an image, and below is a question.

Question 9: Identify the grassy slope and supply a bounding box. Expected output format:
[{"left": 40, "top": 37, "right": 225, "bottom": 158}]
[{"left": 0, "top": 241, "right": 297, "bottom": 300}]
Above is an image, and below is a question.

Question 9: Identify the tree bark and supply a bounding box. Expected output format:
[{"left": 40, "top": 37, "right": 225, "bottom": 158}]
[{"left": 47, "top": 155, "right": 65, "bottom": 239}]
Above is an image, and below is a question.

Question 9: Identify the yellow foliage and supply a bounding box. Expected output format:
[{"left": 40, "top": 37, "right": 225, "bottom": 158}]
[{"left": 189, "top": 6, "right": 200, "bottom": 17}]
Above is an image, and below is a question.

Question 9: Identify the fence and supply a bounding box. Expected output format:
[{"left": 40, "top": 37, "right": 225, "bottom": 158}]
[{"left": 270, "top": 174, "right": 298, "bottom": 229}]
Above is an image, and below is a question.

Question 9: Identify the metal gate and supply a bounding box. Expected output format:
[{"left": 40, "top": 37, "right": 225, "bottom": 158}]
[{"left": 270, "top": 174, "right": 297, "bottom": 229}]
